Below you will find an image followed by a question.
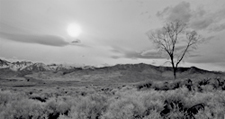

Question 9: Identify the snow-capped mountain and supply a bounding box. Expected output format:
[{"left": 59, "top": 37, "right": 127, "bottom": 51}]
[
  {"left": 0, "top": 59, "right": 10, "bottom": 68},
  {"left": 51, "top": 64, "right": 76, "bottom": 72},
  {"left": 10, "top": 61, "right": 33, "bottom": 71},
  {"left": 0, "top": 59, "right": 76, "bottom": 72},
  {"left": 22, "top": 63, "right": 51, "bottom": 72}
]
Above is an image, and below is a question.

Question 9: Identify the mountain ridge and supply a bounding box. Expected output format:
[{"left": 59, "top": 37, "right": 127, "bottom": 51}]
[
  {"left": 0, "top": 59, "right": 77, "bottom": 72},
  {"left": 0, "top": 59, "right": 224, "bottom": 81},
  {"left": 0, "top": 58, "right": 223, "bottom": 73}
]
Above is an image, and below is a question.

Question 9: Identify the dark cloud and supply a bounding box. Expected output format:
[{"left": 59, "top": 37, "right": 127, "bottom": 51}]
[
  {"left": 157, "top": 1, "right": 225, "bottom": 32},
  {"left": 111, "top": 47, "right": 164, "bottom": 59},
  {"left": 0, "top": 32, "right": 80, "bottom": 47},
  {"left": 71, "top": 39, "right": 81, "bottom": 44}
]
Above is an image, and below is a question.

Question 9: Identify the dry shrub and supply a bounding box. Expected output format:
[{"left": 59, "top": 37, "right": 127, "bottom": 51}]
[
  {"left": 102, "top": 98, "right": 145, "bottom": 119},
  {"left": 68, "top": 94, "right": 108, "bottom": 119},
  {"left": 0, "top": 99, "right": 46, "bottom": 119},
  {"left": 194, "top": 107, "right": 214, "bottom": 119},
  {"left": 142, "top": 110, "right": 161, "bottom": 119},
  {"left": 45, "top": 98, "right": 71, "bottom": 119},
  {"left": 0, "top": 90, "right": 26, "bottom": 106}
]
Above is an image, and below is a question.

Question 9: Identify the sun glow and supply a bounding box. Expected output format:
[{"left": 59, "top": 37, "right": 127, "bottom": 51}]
[{"left": 67, "top": 23, "right": 82, "bottom": 37}]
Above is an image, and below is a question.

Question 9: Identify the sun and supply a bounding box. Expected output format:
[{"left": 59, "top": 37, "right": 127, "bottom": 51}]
[{"left": 67, "top": 23, "right": 82, "bottom": 37}]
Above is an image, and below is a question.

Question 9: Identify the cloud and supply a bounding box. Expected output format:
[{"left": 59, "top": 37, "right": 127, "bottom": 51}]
[
  {"left": 203, "top": 36, "right": 215, "bottom": 43},
  {"left": 71, "top": 39, "right": 81, "bottom": 44},
  {"left": 208, "top": 23, "right": 225, "bottom": 32},
  {"left": 174, "top": 45, "right": 186, "bottom": 51},
  {"left": 110, "top": 45, "right": 201, "bottom": 60},
  {"left": 188, "top": 54, "right": 201, "bottom": 58},
  {"left": 187, "top": 55, "right": 225, "bottom": 64},
  {"left": 111, "top": 47, "right": 164, "bottom": 59},
  {"left": 191, "top": 18, "right": 213, "bottom": 30},
  {"left": 157, "top": 1, "right": 191, "bottom": 23},
  {"left": 157, "top": 1, "right": 225, "bottom": 32},
  {"left": 0, "top": 32, "right": 81, "bottom": 47}
]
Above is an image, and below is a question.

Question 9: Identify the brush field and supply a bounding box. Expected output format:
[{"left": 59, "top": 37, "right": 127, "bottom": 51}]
[{"left": 1, "top": 76, "right": 225, "bottom": 119}]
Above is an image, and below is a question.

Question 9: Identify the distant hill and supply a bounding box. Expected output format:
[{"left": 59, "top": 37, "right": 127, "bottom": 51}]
[{"left": 0, "top": 59, "right": 224, "bottom": 82}]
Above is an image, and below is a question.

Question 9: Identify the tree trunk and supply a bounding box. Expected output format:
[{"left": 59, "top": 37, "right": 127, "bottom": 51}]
[
  {"left": 173, "top": 67, "right": 177, "bottom": 79},
  {"left": 170, "top": 55, "right": 177, "bottom": 79}
]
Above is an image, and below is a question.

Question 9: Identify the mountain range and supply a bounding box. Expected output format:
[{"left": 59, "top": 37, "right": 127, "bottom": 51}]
[
  {"left": 0, "top": 59, "right": 224, "bottom": 82},
  {"left": 0, "top": 59, "right": 76, "bottom": 72}
]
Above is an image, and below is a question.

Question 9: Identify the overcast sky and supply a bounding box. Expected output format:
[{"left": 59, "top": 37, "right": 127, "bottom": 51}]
[{"left": 0, "top": 0, "right": 225, "bottom": 71}]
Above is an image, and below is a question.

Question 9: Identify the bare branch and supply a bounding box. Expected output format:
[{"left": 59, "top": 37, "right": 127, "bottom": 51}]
[{"left": 147, "top": 20, "right": 202, "bottom": 79}]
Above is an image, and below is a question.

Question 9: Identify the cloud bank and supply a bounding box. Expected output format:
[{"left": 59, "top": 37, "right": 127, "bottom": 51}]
[
  {"left": 0, "top": 32, "right": 81, "bottom": 47},
  {"left": 110, "top": 45, "right": 201, "bottom": 60},
  {"left": 157, "top": 1, "right": 225, "bottom": 32},
  {"left": 111, "top": 47, "right": 164, "bottom": 59}
]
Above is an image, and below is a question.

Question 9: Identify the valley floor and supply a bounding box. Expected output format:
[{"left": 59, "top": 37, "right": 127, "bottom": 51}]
[{"left": 1, "top": 77, "right": 225, "bottom": 119}]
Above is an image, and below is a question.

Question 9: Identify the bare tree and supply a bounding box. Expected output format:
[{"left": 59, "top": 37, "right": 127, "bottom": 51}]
[{"left": 147, "top": 20, "right": 202, "bottom": 79}]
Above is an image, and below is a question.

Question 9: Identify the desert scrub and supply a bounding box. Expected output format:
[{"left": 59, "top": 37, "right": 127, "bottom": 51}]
[
  {"left": 45, "top": 98, "right": 72, "bottom": 119},
  {"left": 0, "top": 99, "right": 46, "bottom": 119},
  {"left": 1, "top": 79, "right": 225, "bottom": 119},
  {"left": 0, "top": 90, "right": 29, "bottom": 118},
  {"left": 139, "top": 91, "right": 164, "bottom": 112},
  {"left": 142, "top": 111, "right": 161, "bottom": 119},
  {"left": 205, "top": 91, "right": 225, "bottom": 119},
  {"left": 102, "top": 98, "right": 145, "bottom": 119},
  {"left": 103, "top": 89, "right": 164, "bottom": 119},
  {"left": 0, "top": 90, "right": 26, "bottom": 106},
  {"left": 67, "top": 93, "right": 108, "bottom": 119}
]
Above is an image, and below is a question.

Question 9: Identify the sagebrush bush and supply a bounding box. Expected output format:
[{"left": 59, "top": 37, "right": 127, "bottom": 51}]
[
  {"left": 68, "top": 94, "right": 108, "bottom": 119},
  {"left": 102, "top": 98, "right": 145, "bottom": 119},
  {"left": 194, "top": 107, "right": 214, "bottom": 119},
  {"left": 0, "top": 99, "right": 46, "bottom": 119},
  {"left": 45, "top": 98, "right": 71, "bottom": 118}
]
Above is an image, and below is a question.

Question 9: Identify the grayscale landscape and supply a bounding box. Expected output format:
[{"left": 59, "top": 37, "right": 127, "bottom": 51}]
[{"left": 0, "top": 0, "right": 225, "bottom": 119}]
